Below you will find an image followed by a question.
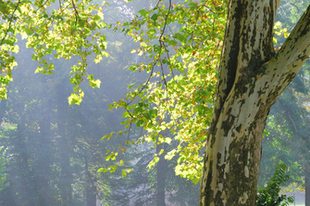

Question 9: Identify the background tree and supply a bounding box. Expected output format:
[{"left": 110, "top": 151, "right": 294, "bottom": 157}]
[{"left": 1, "top": 0, "right": 310, "bottom": 206}]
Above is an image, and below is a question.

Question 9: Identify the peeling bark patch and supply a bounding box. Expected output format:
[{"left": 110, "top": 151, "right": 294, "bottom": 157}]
[
  {"left": 236, "top": 124, "right": 241, "bottom": 133},
  {"left": 257, "top": 98, "right": 262, "bottom": 107},
  {"left": 244, "top": 166, "right": 249, "bottom": 178},
  {"left": 248, "top": 50, "right": 266, "bottom": 76},
  {"left": 248, "top": 82, "right": 255, "bottom": 97},
  {"left": 210, "top": 134, "right": 216, "bottom": 149},
  {"left": 285, "top": 72, "right": 296, "bottom": 83},
  {"left": 217, "top": 152, "right": 222, "bottom": 165},
  {"left": 238, "top": 98, "right": 246, "bottom": 108},
  {"left": 227, "top": 138, "right": 251, "bottom": 204},
  {"left": 215, "top": 188, "right": 222, "bottom": 204},
  {"left": 221, "top": 115, "right": 235, "bottom": 137},
  {"left": 221, "top": 191, "right": 227, "bottom": 205},
  {"left": 266, "top": 85, "right": 281, "bottom": 107},
  {"left": 234, "top": 76, "right": 250, "bottom": 96},
  {"left": 238, "top": 192, "right": 248, "bottom": 204},
  {"left": 257, "top": 89, "right": 265, "bottom": 96},
  {"left": 262, "top": 1, "right": 275, "bottom": 59}
]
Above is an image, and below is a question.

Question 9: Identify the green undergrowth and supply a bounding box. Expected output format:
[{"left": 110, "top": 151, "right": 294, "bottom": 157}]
[{"left": 256, "top": 164, "right": 294, "bottom": 206}]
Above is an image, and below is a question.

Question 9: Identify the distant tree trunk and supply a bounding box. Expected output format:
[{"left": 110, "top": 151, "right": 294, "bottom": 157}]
[
  {"left": 13, "top": 102, "right": 35, "bottom": 206},
  {"left": 56, "top": 82, "right": 73, "bottom": 206},
  {"left": 85, "top": 184, "right": 97, "bottom": 206},
  {"left": 306, "top": 167, "right": 310, "bottom": 206},
  {"left": 156, "top": 143, "right": 168, "bottom": 206},
  {"left": 0, "top": 99, "right": 6, "bottom": 121},
  {"left": 35, "top": 81, "right": 53, "bottom": 206},
  {"left": 58, "top": 133, "right": 73, "bottom": 206},
  {"left": 199, "top": 1, "right": 310, "bottom": 205},
  {"left": 85, "top": 156, "right": 97, "bottom": 206}
]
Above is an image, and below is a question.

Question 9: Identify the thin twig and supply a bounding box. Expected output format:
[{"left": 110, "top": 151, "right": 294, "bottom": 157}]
[
  {"left": 289, "top": 2, "right": 301, "bottom": 14},
  {"left": 153, "top": 0, "right": 161, "bottom": 10},
  {"left": 160, "top": 62, "right": 168, "bottom": 90},
  {"left": 157, "top": 0, "right": 172, "bottom": 91},
  {"left": 126, "top": 61, "right": 156, "bottom": 105},
  {"left": 117, "top": 122, "right": 132, "bottom": 166},
  {"left": 35, "top": 0, "right": 49, "bottom": 12},
  {"left": 71, "top": 0, "right": 80, "bottom": 25},
  {"left": 158, "top": 0, "right": 172, "bottom": 41}
]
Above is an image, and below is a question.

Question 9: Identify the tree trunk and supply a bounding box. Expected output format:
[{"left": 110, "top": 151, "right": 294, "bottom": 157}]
[{"left": 199, "top": 1, "right": 310, "bottom": 205}]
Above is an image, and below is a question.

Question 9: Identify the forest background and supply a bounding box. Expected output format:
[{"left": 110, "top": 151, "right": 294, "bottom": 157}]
[{"left": 0, "top": 0, "right": 309, "bottom": 205}]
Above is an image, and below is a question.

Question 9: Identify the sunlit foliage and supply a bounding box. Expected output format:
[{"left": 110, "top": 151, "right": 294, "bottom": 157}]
[{"left": 102, "top": 0, "right": 226, "bottom": 183}]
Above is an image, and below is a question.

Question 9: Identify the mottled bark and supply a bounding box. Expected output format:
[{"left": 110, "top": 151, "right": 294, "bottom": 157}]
[{"left": 199, "top": 0, "right": 310, "bottom": 205}]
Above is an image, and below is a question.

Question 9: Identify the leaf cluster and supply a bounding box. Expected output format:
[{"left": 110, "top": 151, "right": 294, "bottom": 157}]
[
  {"left": 256, "top": 164, "right": 294, "bottom": 206},
  {"left": 0, "top": 0, "right": 109, "bottom": 104},
  {"left": 101, "top": 0, "right": 227, "bottom": 183}
]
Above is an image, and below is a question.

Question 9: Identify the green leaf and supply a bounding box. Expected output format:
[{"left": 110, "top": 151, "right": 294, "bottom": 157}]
[
  {"left": 34, "top": 66, "right": 44, "bottom": 74},
  {"left": 174, "top": 33, "right": 186, "bottom": 43},
  {"left": 284, "top": 32, "right": 289, "bottom": 38},
  {"left": 122, "top": 169, "right": 127, "bottom": 177},
  {"left": 25, "top": 28, "right": 34, "bottom": 35},
  {"left": 138, "top": 9, "right": 148, "bottom": 17},
  {"left": 149, "top": 109, "right": 158, "bottom": 118},
  {"left": 143, "top": 112, "right": 151, "bottom": 120},
  {"left": 102, "top": 51, "right": 109, "bottom": 57},
  {"left": 151, "top": 13, "right": 159, "bottom": 22},
  {"left": 169, "top": 40, "right": 177, "bottom": 46},
  {"left": 90, "top": 79, "right": 101, "bottom": 88},
  {"left": 137, "top": 120, "right": 144, "bottom": 127},
  {"left": 165, "top": 149, "right": 176, "bottom": 160},
  {"left": 68, "top": 93, "right": 83, "bottom": 105},
  {"left": 127, "top": 83, "right": 136, "bottom": 89},
  {"left": 128, "top": 65, "right": 138, "bottom": 71},
  {"left": 192, "top": 178, "right": 200, "bottom": 185}
]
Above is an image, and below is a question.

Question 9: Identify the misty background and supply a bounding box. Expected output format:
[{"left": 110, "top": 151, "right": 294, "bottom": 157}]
[{"left": 0, "top": 0, "right": 309, "bottom": 206}]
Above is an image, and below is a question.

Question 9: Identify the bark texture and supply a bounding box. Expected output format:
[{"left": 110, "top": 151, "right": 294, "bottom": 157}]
[{"left": 199, "top": 0, "right": 310, "bottom": 205}]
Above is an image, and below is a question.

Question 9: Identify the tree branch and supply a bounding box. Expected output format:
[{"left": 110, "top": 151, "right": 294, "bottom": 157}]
[
  {"left": 270, "top": 4, "right": 310, "bottom": 75},
  {"left": 71, "top": 0, "right": 80, "bottom": 25}
]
